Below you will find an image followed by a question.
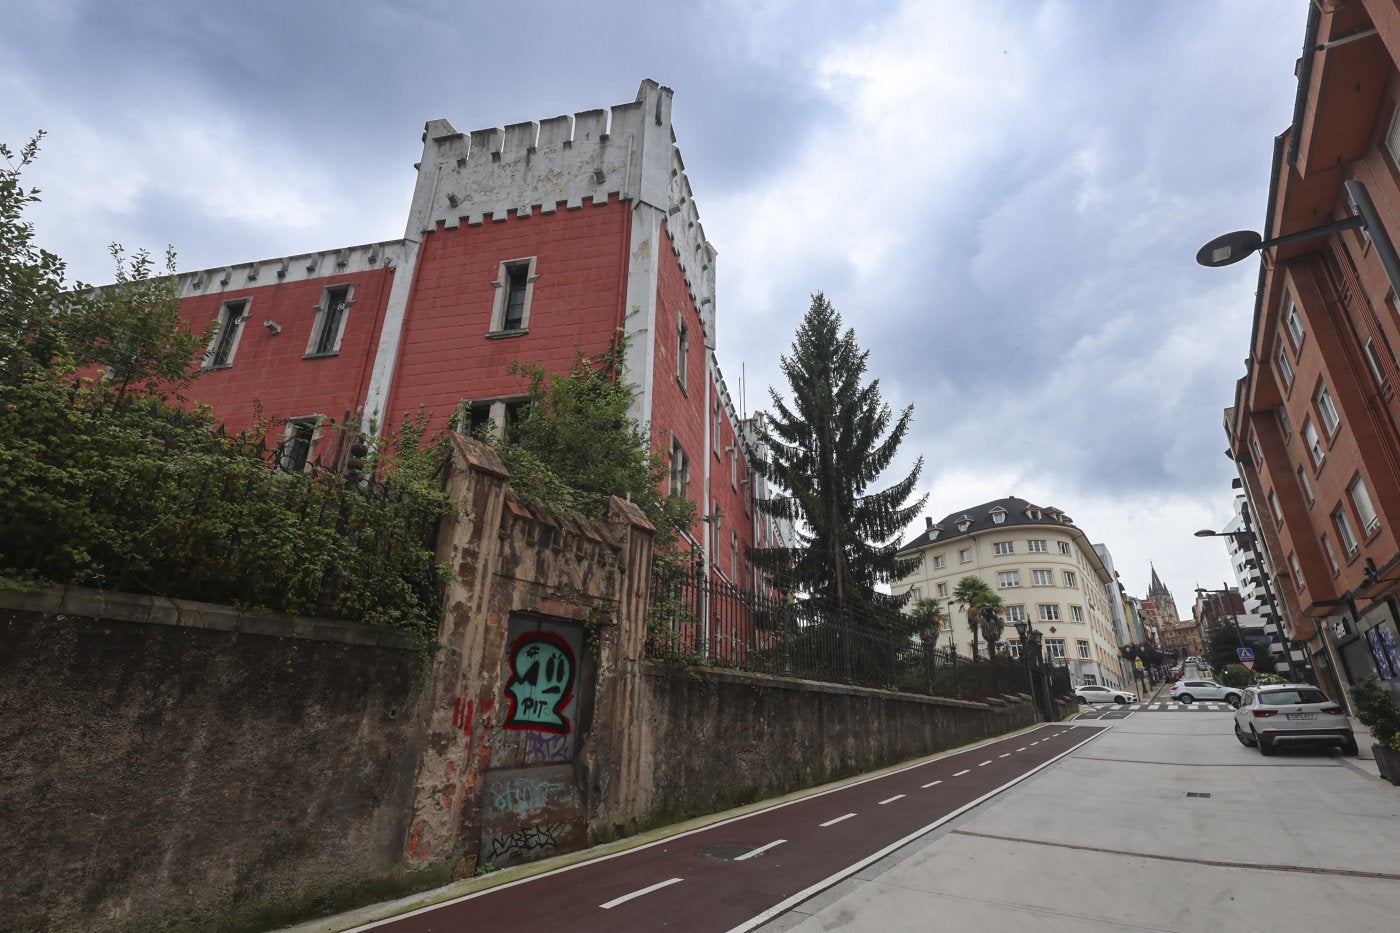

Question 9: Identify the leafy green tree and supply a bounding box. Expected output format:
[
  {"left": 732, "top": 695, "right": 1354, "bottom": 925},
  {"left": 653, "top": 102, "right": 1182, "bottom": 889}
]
[
  {"left": 1, "top": 133, "right": 205, "bottom": 394},
  {"left": 483, "top": 342, "right": 696, "bottom": 550},
  {"left": 751, "top": 293, "right": 926, "bottom": 628},
  {"left": 0, "top": 135, "right": 448, "bottom": 635},
  {"left": 67, "top": 244, "right": 207, "bottom": 400},
  {"left": 953, "top": 575, "right": 1003, "bottom": 659},
  {"left": 1, "top": 132, "right": 71, "bottom": 380}
]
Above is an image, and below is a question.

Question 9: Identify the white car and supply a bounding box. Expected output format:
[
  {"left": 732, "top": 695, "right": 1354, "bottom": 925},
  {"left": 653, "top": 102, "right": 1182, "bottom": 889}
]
[
  {"left": 1075, "top": 684, "right": 1137, "bottom": 705},
  {"left": 1170, "top": 679, "right": 1242, "bottom": 707},
  {"left": 1233, "top": 684, "right": 1356, "bottom": 756}
]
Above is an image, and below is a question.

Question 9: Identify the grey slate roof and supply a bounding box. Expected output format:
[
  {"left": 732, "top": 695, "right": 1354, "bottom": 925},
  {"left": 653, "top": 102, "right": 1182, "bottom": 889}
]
[{"left": 896, "top": 496, "right": 1080, "bottom": 553}]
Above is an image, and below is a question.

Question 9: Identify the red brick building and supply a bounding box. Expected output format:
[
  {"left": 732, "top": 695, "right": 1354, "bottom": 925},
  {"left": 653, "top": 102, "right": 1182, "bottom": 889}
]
[
  {"left": 1224, "top": 1, "right": 1400, "bottom": 702},
  {"left": 170, "top": 80, "right": 787, "bottom": 592}
]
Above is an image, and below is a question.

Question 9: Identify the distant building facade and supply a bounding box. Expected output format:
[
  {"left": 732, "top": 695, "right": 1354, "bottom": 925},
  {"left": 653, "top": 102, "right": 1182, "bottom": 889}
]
[{"left": 893, "top": 497, "right": 1131, "bottom": 689}]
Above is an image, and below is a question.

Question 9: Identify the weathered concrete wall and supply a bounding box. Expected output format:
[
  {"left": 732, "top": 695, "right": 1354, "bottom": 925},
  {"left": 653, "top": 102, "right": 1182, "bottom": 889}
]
[
  {"left": 593, "top": 663, "right": 1037, "bottom": 839},
  {"left": 0, "top": 436, "right": 1037, "bottom": 931},
  {"left": 0, "top": 589, "right": 429, "bottom": 933}
]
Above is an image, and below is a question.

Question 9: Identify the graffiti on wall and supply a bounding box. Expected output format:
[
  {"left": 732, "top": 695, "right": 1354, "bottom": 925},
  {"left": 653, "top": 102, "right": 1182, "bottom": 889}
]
[
  {"left": 451, "top": 696, "right": 493, "bottom": 744},
  {"left": 489, "top": 775, "right": 571, "bottom": 815},
  {"left": 484, "top": 823, "right": 566, "bottom": 862},
  {"left": 503, "top": 632, "right": 575, "bottom": 734},
  {"left": 524, "top": 730, "right": 570, "bottom": 763}
]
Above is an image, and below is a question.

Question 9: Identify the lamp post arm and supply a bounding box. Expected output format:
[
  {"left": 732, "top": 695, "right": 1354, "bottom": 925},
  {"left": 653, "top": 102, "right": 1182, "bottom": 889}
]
[
  {"left": 1258, "top": 214, "right": 1364, "bottom": 250},
  {"left": 1343, "top": 180, "right": 1400, "bottom": 301}
]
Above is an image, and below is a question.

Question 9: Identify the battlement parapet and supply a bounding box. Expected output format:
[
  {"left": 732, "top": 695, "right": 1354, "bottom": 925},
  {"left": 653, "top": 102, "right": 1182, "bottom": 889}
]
[
  {"left": 407, "top": 80, "right": 715, "bottom": 311},
  {"left": 175, "top": 240, "right": 407, "bottom": 298}
]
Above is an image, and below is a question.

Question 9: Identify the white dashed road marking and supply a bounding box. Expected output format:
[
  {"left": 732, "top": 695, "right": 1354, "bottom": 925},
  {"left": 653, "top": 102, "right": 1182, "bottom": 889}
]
[
  {"left": 820, "top": 813, "right": 856, "bottom": 827},
  {"left": 953, "top": 769, "right": 971, "bottom": 777},
  {"left": 878, "top": 795, "right": 905, "bottom": 805},
  {"left": 734, "top": 840, "right": 786, "bottom": 861},
  {"left": 600, "top": 878, "right": 683, "bottom": 909},
  {"left": 922, "top": 780, "right": 943, "bottom": 788}
]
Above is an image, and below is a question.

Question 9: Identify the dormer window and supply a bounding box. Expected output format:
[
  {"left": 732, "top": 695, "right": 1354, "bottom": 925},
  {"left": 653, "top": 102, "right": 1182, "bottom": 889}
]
[
  {"left": 990, "top": 507, "right": 1007, "bottom": 525},
  {"left": 956, "top": 515, "right": 973, "bottom": 532},
  {"left": 1026, "top": 508, "right": 1042, "bottom": 520}
]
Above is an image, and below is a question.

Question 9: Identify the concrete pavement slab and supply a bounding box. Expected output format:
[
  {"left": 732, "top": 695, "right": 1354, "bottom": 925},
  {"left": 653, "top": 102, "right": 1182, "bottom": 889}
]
[{"left": 764, "top": 712, "right": 1400, "bottom": 932}]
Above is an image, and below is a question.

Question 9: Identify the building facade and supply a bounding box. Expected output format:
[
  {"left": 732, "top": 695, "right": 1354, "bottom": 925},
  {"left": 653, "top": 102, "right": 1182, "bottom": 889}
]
[
  {"left": 1222, "top": 1, "right": 1400, "bottom": 704},
  {"left": 893, "top": 497, "right": 1131, "bottom": 689},
  {"left": 164, "top": 80, "right": 786, "bottom": 591},
  {"left": 1220, "top": 497, "right": 1308, "bottom": 676}
]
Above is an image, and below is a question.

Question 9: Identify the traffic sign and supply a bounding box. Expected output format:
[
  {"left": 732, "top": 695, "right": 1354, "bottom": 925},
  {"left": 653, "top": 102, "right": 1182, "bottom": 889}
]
[
  {"left": 1236, "top": 647, "right": 1254, "bottom": 662},
  {"left": 1242, "top": 658, "right": 1255, "bottom": 671}
]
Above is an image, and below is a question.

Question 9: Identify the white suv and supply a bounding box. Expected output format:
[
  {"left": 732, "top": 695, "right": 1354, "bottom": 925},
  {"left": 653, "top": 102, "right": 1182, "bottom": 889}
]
[
  {"left": 1170, "top": 679, "right": 1243, "bottom": 707},
  {"left": 1074, "top": 684, "right": 1137, "bottom": 705},
  {"left": 1233, "top": 684, "right": 1356, "bottom": 756}
]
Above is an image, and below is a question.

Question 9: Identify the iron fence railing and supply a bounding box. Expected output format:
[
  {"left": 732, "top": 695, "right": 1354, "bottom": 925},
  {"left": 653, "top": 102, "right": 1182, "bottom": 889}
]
[{"left": 646, "top": 566, "right": 1048, "bottom": 703}]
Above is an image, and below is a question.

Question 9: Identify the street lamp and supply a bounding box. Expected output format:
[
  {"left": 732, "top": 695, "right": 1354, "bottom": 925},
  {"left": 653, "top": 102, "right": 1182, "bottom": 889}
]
[
  {"left": 1197, "top": 180, "right": 1400, "bottom": 299},
  {"left": 1012, "top": 618, "right": 1031, "bottom": 666}
]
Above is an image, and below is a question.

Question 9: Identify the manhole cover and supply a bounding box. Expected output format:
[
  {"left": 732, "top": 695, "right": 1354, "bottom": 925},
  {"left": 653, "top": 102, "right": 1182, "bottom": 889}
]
[
  {"left": 698, "top": 844, "right": 756, "bottom": 861},
  {"left": 1186, "top": 792, "right": 1211, "bottom": 798}
]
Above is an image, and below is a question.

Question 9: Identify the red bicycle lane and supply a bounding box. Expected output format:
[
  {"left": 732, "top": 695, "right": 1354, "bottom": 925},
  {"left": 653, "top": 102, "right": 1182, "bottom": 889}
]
[{"left": 356, "top": 723, "right": 1106, "bottom": 932}]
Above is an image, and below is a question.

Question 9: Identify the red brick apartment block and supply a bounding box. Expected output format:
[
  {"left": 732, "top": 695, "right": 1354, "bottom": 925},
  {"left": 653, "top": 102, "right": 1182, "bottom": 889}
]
[{"left": 1225, "top": 0, "right": 1400, "bottom": 701}]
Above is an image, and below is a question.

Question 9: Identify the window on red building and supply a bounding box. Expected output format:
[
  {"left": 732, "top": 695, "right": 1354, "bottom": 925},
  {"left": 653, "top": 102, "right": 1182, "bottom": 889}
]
[
  {"left": 490, "top": 257, "right": 536, "bottom": 334},
  {"left": 204, "top": 298, "right": 249, "bottom": 369},
  {"left": 308, "top": 284, "right": 352, "bottom": 357}
]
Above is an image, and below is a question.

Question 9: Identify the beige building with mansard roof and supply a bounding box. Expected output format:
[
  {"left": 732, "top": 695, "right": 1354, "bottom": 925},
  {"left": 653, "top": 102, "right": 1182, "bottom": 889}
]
[{"left": 894, "top": 497, "right": 1132, "bottom": 690}]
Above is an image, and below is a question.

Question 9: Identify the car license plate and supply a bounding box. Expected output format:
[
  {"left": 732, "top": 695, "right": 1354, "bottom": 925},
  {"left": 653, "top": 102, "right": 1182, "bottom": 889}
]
[{"left": 1286, "top": 713, "right": 1316, "bottom": 720}]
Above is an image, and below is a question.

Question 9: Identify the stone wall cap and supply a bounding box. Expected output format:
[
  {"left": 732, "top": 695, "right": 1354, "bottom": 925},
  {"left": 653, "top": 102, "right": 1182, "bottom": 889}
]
[{"left": 0, "top": 583, "right": 419, "bottom": 651}]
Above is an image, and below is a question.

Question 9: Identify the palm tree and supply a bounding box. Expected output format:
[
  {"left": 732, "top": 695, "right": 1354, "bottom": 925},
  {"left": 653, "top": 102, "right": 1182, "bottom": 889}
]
[
  {"left": 909, "top": 596, "right": 947, "bottom": 690},
  {"left": 909, "top": 597, "right": 946, "bottom": 648},
  {"left": 953, "top": 576, "right": 1003, "bottom": 660}
]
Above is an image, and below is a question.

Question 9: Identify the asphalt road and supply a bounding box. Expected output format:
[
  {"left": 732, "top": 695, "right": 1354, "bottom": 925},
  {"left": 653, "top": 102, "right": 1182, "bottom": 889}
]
[{"left": 353, "top": 723, "right": 1105, "bottom": 933}]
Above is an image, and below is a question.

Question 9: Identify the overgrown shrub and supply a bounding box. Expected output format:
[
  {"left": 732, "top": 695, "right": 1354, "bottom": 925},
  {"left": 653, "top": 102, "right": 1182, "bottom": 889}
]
[
  {"left": 1, "top": 133, "right": 450, "bottom": 635},
  {"left": 1351, "top": 678, "right": 1400, "bottom": 750}
]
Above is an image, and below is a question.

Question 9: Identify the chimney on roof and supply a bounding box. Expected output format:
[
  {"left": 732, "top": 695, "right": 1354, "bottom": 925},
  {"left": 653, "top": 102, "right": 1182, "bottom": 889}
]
[{"left": 925, "top": 517, "right": 933, "bottom": 529}]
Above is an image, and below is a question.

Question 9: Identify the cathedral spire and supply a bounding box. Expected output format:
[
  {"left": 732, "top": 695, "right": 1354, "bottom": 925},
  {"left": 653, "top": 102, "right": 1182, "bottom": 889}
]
[{"left": 1149, "top": 562, "right": 1166, "bottom": 597}]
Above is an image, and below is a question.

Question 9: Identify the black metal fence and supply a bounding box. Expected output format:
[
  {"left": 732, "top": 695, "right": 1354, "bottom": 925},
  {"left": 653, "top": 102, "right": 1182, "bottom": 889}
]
[{"left": 646, "top": 566, "right": 1044, "bottom": 704}]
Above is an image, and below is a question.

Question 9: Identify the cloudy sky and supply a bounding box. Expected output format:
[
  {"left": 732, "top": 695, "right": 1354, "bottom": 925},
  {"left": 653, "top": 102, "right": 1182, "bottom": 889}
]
[{"left": 2, "top": 0, "right": 1306, "bottom": 610}]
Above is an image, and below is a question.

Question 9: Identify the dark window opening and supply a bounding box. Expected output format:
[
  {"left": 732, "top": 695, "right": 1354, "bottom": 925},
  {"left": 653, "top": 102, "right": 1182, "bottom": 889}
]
[
  {"left": 503, "top": 265, "right": 529, "bottom": 330},
  {"left": 466, "top": 399, "right": 531, "bottom": 442},
  {"left": 313, "top": 285, "right": 350, "bottom": 355},
  {"left": 282, "top": 420, "right": 315, "bottom": 473},
  {"left": 209, "top": 299, "right": 247, "bottom": 367}
]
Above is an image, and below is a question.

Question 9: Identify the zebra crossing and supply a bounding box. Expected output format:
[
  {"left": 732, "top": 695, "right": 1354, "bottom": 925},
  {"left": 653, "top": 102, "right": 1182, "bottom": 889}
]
[{"left": 1075, "top": 700, "right": 1236, "bottom": 718}]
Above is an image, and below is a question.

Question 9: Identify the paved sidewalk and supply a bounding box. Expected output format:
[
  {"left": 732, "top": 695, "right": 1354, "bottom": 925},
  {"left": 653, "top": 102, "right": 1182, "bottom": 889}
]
[{"left": 757, "top": 710, "right": 1400, "bottom": 932}]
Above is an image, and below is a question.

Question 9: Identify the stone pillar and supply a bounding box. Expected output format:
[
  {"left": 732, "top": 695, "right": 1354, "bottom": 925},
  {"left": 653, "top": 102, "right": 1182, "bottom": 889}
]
[{"left": 403, "top": 434, "right": 511, "bottom": 876}]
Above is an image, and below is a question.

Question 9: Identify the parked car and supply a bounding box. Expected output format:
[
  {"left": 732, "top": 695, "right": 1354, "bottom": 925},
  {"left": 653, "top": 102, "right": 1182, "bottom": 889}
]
[
  {"left": 1075, "top": 684, "right": 1137, "bottom": 705},
  {"left": 1233, "top": 684, "right": 1357, "bottom": 756},
  {"left": 1169, "top": 679, "right": 1243, "bottom": 707}
]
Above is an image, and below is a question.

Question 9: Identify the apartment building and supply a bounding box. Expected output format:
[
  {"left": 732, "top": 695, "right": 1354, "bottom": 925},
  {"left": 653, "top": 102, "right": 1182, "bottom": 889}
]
[
  {"left": 1221, "top": 1, "right": 1400, "bottom": 701},
  {"left": 893, "top": 497, "right": 1131, "bottom": 689}
]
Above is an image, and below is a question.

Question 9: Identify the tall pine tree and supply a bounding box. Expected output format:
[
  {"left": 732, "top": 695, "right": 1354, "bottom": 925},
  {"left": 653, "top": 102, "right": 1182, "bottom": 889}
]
[{"left": 753, "top": 293, "right": 926, "bottom": 630}]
